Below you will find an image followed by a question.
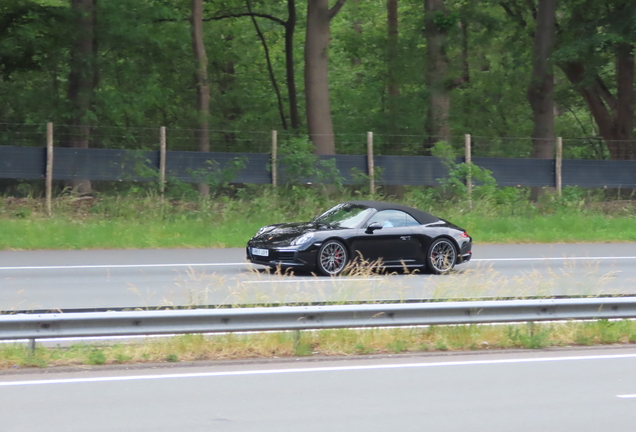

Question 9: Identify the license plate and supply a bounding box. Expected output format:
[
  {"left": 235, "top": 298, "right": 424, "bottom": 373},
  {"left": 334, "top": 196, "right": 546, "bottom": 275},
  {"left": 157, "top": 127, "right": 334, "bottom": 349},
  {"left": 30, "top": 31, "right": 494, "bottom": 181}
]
[{"left": 252, "top": 248, "right": 269, "bottom": 257}]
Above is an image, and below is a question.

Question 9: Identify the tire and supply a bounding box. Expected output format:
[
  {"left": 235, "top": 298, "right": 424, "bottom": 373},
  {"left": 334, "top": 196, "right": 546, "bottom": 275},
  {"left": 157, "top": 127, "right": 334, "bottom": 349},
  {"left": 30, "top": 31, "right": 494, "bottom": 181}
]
[
  {"left": 426, "top": 238, "right": 457, "bottom": 274},
  {"left": 317, "top": 240, "right": 348, "bottom": 276}
]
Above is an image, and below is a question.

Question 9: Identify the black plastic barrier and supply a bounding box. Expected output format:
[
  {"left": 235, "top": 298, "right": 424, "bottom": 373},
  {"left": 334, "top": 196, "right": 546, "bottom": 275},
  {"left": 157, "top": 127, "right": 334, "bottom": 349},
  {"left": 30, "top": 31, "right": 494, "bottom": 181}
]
[{"left": 1, "top": 146, "right": 635, "bottom": 188}]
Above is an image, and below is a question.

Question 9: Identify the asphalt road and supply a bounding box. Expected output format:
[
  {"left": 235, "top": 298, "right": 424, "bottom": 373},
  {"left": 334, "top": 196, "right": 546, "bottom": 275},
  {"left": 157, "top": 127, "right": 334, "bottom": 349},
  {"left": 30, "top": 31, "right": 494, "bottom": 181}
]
[
  {"left": 1, "top": 243, "right": 635, "bottom": 310},
  {"left": 1, "top": 347, "right": 636, "bottom": 431}
]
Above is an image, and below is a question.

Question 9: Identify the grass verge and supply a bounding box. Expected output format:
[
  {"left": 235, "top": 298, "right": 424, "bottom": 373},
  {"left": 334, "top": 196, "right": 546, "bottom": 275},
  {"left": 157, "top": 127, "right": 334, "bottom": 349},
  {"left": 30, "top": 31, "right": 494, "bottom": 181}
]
[
  {"left": 0, "top": 186, "right": 635, "bottom": 250},
  {"left": 2, "top": 320, "right": 636, "bottom": 369}
]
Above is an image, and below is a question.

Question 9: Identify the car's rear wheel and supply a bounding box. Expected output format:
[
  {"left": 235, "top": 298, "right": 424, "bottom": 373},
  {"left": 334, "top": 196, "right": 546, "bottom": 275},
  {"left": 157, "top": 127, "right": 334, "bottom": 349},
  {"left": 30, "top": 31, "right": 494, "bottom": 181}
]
[
  {"left": 426, "top": 238, "right": 457, "bottom": 274},
  {"left": 317, "top": 240, "right": 348, "bottom": 276}
]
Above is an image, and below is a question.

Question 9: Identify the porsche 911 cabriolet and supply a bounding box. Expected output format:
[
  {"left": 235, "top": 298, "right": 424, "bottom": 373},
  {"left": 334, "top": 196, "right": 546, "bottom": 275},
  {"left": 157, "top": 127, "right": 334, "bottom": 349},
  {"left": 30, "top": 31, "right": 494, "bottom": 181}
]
[{"left": 246, "top": 200, "right": 472, "bottom": 276}]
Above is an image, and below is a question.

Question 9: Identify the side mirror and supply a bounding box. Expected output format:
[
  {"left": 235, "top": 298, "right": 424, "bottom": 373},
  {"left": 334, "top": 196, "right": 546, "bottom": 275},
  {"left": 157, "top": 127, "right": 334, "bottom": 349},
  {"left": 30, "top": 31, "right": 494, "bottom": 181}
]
[{"left": 365, "top": 222, "right": 383, "bottom": 234}]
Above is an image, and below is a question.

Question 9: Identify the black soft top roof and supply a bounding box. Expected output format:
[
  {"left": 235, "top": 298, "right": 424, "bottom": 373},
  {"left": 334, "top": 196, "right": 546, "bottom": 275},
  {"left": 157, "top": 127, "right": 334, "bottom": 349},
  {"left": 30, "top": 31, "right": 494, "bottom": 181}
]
[{"left": 343, "top": 200, "right": 440, "bottom": 225}]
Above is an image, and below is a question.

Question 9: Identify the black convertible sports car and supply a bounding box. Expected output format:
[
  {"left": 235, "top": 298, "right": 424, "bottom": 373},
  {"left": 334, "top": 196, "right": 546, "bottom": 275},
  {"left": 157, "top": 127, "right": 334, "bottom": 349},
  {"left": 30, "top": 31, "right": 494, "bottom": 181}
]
[{"left": 246, "top": 201, "right": 472, "bottom": 276}]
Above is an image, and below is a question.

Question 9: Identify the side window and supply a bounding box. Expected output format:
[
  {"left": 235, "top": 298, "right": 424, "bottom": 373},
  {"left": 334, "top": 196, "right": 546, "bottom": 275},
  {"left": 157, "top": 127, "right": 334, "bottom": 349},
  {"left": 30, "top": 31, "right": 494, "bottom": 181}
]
[
  {"left": 404, "top": 213, "right": 419, "bottom": 227},
  {"left": 368, "top": 210, "right": 416, "bottom": 228}
]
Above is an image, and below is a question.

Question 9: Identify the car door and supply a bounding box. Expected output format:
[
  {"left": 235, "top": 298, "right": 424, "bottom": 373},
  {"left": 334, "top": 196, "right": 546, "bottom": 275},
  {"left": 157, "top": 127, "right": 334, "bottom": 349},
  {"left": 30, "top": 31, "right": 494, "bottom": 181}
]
[{"left": 351, "top": 210, "right": 421, "bottom": 265}]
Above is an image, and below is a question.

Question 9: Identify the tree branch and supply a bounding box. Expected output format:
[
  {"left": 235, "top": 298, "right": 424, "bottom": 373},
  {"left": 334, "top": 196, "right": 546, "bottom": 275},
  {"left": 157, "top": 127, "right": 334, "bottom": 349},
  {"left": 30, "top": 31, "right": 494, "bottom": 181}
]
[
  {"left": 246, "top": 0, "right": 287, "bottom": 129},
  {"left": 205, "top": 12, "right": 285, "bottom": 26},
  {"left": 328, "top": 0, "right": 348, "bottom": 20},
  {"left": 595, "top": 75, "right": 617, "bottom": 112},
  {"left": 499, "top": 1, "right": 527, "bottom": 29}
]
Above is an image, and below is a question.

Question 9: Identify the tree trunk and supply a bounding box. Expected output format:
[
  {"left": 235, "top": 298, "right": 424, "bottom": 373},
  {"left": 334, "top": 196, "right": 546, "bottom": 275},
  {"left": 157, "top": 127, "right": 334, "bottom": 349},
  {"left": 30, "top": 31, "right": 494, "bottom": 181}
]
[
  {"left": 560, "top": 47, "right": 635, "bottom": 160},
  {"left": 351, "top": 0, "right": 362, "bottom": 68},
  {"left": 387, "top": 0, "right": 400, "bottom": 132},
  {"left": 613, "top": 43, "right": 634, "bottom": 160},
  {"left": 67, "top": 0, "right": 96, "bottom": 195},
  {"left": 527, "top": 0, "right": 556, "bottom": 200},
  {"left": 385, "top": 0, "right": 403, "bottom": 198},
  {"left": 305, "top": 0, "right": 347, "bottom": 155},
  {"left": 424, "top": 0, "right": 451, "bottom": 152},
  {"left": 285, "top": 0, "right": 300, "bottom": 130},
  {"left": 191, "top": 0, "right": 210, "bottom": 196}
]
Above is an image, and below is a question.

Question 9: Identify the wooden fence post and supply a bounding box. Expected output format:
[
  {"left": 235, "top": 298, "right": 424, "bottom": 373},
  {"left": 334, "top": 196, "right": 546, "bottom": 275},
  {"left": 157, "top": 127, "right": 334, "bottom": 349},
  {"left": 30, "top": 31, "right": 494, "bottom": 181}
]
[
  {"left": 556, "top": 136, "right": 562, "bottom": 197},
  {"left": 367, "top": 131, "right": 375, "bottom": 194},
  {"left": 160, "top": 126, "right": 166, "bottom": 198},
  {"left": 271, "top": 130, "right": 278, "bottom": 188},
  {"left": 46, "top": 122, "right": 53, "bottom": 218},
  {"left": 465, "top": 134, "right": 472, "bottom": 209}
]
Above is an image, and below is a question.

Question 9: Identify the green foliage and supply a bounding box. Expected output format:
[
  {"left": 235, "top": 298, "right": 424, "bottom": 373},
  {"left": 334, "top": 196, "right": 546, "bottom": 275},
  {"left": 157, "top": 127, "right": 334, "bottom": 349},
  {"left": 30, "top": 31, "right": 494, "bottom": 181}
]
[
  {"left": 114, "top": 353, "right": 132, "bottom": 363},
  {"left": 431, "top": 141, "right": 497, "bottom": 201},
  {"left": 354, "top": 343, "right": 373, "bottom": 354},
  {"left": 433, "top": 11, "right": 459, "bottom": 31},
  {"left": 188, "top": 156, "right": 248, "bottom": 196},
  {"left": 278, "top": 137, "right": 345, "bottom": 190},
  {"left": 88, "top": 349, "right": 107, "bottom": 365},
  {"left": 596, "top": 319, "right": 624, "bottom": 344},
  {"left": 506, "top": 324, "right": 551, "bottom": 349},
  {"left": 434, "top": 341, "right": 449, "bottom": 351},
  {"left": 165, "top": 353, "right": 179, "bottom": 362},
  {"left": 349, "top": 166, "right": 383, "bottom": 197},
  {"left": 386, "top": 339, "right": 408, "bottom": 353},
  {"left": 0, "top": 0, "right": 69, "bottom": 78},
  {"left": 0, "top": 0, "right": 631, "bottom": 163}
]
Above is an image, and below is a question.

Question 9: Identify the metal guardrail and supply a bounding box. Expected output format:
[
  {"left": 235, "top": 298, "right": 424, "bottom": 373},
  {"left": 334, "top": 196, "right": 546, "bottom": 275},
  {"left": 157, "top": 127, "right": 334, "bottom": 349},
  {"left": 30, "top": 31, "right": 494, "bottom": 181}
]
[
  {"left": 7, "top": 294, "right": 635, "bottom": 316},
  {"left": 2, "top": 297, "right": 636, "bottom": 342}
]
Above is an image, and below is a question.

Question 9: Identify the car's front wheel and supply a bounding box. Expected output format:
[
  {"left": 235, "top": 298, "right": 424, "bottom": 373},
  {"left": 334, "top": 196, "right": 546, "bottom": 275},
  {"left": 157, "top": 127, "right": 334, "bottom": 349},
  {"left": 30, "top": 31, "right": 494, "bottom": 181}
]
[
  {"left": 317, "top": 240, "right": 348, "bottom": 276},
  {"left": 426, "top": 238, "right": 457, "bottom": 274}
]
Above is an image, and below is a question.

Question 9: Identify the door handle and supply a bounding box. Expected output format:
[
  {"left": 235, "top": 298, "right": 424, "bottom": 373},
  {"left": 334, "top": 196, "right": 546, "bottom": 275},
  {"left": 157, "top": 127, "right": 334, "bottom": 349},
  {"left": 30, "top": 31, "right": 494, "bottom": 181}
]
[{"left": 400, "top": 236, "right": 411, "bottom": 241}]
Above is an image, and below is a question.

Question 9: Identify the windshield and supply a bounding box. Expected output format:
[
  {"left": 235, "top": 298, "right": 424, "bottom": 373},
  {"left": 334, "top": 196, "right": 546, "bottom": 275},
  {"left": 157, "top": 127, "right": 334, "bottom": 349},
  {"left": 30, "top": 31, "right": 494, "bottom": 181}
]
[{"left": 313, "top": 204, "right": 374, "bottom": 229}]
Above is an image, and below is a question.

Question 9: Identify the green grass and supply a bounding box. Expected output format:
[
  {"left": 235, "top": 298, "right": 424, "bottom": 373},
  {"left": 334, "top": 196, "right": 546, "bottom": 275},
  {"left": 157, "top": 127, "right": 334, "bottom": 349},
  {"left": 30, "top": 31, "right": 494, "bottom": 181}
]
[
  {"left": 457, "top": 214, "right": 636, "bottom": 244},
  {"left": 0, "top": 185, "right": 634, "bottom": 250},
  {"left": 2, "top": 320, "right": 636, "bottom": 370}
]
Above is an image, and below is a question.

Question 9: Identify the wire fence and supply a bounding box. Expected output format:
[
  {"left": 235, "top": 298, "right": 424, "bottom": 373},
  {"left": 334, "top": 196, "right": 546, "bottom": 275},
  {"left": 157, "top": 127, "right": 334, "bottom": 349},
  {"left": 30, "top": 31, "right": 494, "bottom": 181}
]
[
  {"left": 1, "top": 123, "right": 635, "bottom": 192},
  {"left": 2, "top": 122, "right": 628, "bottom": 158}
]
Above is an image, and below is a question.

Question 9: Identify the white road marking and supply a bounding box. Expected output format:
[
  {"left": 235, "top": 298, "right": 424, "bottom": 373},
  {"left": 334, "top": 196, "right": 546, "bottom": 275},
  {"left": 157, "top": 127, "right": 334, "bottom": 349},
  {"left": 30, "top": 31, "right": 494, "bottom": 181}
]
[
  {"left": 472, "top": 256, "right": 636, "bottom": 262},
  {"left": 244, "top": 278, "right": 383, "bottom": 284},
  {"left": 0, "top": 256, "right": 634, "bottom": 271},
  {"left": 2, "top": 353, "right": 636, "bottom": 387},
  {"left": 0, "top": 263, "right": 249, "bottom": 271},
  {"left": 617, "top": 394, "right": 636, "bottom": 399}
]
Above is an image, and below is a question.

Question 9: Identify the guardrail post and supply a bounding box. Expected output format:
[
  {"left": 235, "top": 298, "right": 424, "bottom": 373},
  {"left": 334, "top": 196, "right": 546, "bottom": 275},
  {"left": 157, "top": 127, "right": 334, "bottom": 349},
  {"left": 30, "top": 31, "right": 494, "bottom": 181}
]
[
  {"left": 28, "top": 338, "right": 36, "bottom": 353},
  {"left": 293, "top": 329, "right": 301, "bottom": 350},
  {"left": 527, "top": 321, "right": 535, "bottom": 337}
]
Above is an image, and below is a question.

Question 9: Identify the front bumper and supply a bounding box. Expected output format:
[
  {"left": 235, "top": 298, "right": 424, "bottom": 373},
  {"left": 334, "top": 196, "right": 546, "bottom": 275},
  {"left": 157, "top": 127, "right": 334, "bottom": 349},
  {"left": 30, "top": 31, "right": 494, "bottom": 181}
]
[{"left": 246, "top": 245, "right": 318, "bottom": 271}]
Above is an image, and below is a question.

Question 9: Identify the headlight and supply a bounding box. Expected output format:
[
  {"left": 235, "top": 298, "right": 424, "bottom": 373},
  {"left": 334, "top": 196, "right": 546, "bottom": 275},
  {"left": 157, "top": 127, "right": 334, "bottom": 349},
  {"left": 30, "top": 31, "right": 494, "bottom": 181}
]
[
  {"left": 291, "top": 232, "right": 314, "bottom": 246},
  {"left": 255, "top": 225, "right": 275, "bottom": 237}
]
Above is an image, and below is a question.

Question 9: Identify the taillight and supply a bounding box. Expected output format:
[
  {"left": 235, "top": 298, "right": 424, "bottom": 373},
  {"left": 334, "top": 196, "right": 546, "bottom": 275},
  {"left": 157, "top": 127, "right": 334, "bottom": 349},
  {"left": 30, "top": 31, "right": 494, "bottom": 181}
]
[{"left": 460, "top": 232, "right": 469, "bottom": 238}]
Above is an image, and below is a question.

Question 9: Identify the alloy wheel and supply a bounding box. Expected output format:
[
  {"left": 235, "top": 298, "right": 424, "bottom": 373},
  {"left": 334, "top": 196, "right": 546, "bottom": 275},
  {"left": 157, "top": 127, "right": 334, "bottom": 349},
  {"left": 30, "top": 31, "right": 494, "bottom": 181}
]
[
  {"left": 318, "top": 240, "right": 348, "bottom": 276},
  {"left": 428, "top": 239, "right": 457, "bottom": 274}
]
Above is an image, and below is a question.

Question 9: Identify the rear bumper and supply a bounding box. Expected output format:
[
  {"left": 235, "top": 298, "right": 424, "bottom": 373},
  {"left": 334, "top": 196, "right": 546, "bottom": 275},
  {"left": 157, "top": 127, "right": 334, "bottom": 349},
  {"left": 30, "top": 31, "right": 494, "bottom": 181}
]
[
  {"left": 457, "top": 251, "right": 472, "bottom": 264},
  {"left": 456, "top": 239, "right": 473, "bottom": 264}
]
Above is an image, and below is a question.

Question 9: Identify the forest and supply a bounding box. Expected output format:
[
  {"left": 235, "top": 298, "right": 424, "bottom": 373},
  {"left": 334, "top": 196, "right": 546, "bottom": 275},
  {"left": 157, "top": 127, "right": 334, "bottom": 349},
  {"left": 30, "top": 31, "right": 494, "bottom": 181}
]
[{"left": 1, "top": 0, "right": 635, "bottom": 174}]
